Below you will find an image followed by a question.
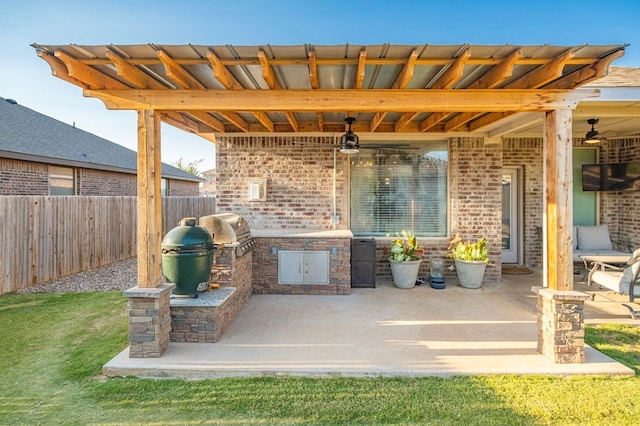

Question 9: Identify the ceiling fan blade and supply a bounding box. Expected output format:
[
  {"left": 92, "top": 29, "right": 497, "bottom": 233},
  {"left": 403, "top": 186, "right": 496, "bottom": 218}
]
[
  {"left": 603, "top": 131, "right": 640, "bottom": 140},
  {"left": 292, "top": 141, "right": 340, "bottom": 148},
  {"left": 359, "top": 143, "right": 413, "bottom": 148}
]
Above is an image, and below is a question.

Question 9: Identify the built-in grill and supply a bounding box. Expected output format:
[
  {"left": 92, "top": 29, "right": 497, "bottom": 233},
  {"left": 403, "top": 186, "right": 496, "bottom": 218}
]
[{"left": 199, "top": 213, "right": 256, "bottom": 257}]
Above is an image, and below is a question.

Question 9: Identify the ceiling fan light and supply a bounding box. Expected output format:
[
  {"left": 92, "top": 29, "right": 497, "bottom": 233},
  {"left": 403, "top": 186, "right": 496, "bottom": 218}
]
[
  {"left": 584, "top": 118, "right": 600, "bottom": 143},
  {"left": 340, "top": 116, "right": 359, "bottom": 154},
  {"left": 340, "top": 132, "right": 359, "bottom": 154}
]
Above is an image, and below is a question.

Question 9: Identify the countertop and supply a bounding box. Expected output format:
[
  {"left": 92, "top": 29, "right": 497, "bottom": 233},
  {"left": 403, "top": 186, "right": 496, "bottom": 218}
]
[{"left": 251, "top": 229, "right": 353, "bottom": 238}]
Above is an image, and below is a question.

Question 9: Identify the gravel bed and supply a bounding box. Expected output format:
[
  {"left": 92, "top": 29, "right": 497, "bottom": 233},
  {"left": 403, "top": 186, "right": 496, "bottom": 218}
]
[{"left": 15, "top": 257, "right": 139, "bottom": 294}]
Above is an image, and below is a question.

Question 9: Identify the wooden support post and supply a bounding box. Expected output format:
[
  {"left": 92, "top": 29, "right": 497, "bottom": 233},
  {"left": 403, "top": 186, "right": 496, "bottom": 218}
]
[
  {"left": 537, "top": 109, "right": 589, "bottom": 364},
  {"left": 543, "top": 109, "right": 574, "bottom": 291},
  {"left": 137, "top": 109, "right": 163, "bottom": 288}
]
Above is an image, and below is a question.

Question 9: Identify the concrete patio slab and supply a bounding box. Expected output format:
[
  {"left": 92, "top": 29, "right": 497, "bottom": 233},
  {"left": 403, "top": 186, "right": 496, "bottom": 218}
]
[{"left": 103, "top": 269, "right": 636, "bottom": 379}]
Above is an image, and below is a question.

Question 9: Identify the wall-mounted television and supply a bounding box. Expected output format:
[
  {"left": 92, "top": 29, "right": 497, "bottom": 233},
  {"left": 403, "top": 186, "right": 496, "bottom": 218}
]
[{"left": 582, "top": 161, "right": 640, "bottom": 192}]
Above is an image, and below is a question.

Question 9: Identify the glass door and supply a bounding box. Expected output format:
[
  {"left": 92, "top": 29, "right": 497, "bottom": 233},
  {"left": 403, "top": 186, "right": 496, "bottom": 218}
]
[{"left": 502, "top": 168, "right": 521, "bottom": 264}]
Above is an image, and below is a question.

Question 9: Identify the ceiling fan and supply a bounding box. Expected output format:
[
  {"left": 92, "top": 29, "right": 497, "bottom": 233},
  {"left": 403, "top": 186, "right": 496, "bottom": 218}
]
[
  {"left": 293, "top": 117, "right": 414, "bottom": 154},
  {"left": 582, "top": 118, "right": 640, "bottom": 142}
]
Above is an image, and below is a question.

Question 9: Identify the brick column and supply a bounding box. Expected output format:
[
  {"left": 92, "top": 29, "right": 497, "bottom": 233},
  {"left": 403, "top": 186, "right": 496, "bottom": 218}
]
[
  {"left": 124, "top": 283, "right": 175, "bottom": 358},
  {"left": 536, "top": 287, "right": 590, "bottom": 363}
]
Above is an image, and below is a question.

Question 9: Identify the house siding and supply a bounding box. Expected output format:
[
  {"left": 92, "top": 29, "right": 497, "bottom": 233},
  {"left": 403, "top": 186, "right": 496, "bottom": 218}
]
[
  {"left": 216, "top": 135, "right": 640, "bottom": 289},
  {"left": 0, "top": 158, "right": 49, "bottom": 195},
  {"left": 0, "top": 158, "right": 199, "bottom": 196},
  {"left": 216, "top": 136, "right": 504, "bottom": 287},
  {"left": 215, "top": 136, "right": 348, "bottom": 230},
  {"left": 78, "top": 168, "right": 137, "bottom": 195},
  {"left": 167, "top": 178, "right": 200, "bottom": 196},
  {"left": 503, "top": 138, "right": 544, "bottom": 267},
  {"left": 598, "top": 138, "right": 640, "bottom": 250}
]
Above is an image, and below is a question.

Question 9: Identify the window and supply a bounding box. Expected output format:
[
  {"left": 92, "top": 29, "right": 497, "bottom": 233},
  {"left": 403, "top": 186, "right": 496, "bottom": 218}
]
[
  {"left": 161, "top": 178, "right": 168, "bottom": 197},
  {"left": 350, "top": 141, "right": 448, "bottom": 237},
  {"left": 49, "top": 166, "right": 75, "bottom": 195}
]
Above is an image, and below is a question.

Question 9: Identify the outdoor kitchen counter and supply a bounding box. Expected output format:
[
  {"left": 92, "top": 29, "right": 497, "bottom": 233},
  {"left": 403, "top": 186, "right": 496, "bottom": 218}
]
[
  {"left": 251, "top": 229, "right": 353, "bottom": 295},
  {"left": 251, "top": 229, "right": 353, "bottom": 238}
]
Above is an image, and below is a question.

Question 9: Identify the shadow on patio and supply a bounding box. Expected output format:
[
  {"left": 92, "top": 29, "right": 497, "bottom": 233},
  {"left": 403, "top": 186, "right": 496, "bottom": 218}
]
[{"left": 104, "top": 269, "right": 636, "bottom": 379}]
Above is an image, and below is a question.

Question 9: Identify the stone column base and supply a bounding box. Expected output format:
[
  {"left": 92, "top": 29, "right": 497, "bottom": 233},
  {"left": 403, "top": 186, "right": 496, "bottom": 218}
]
[
  {"left": 535, "top": 287, "right": 590, "bottom": 364},
  {"left": 124, "top": 283, "right": 175, "bottom": 358}
]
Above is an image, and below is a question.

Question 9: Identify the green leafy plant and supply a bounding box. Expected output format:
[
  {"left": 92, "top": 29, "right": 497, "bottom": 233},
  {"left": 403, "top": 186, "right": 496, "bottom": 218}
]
[
  {"left": 387, "top": 231, "right": 423, "bottom": 262},
  {"left": 448, "top": 233, "right": 489, "bottom": 262}
]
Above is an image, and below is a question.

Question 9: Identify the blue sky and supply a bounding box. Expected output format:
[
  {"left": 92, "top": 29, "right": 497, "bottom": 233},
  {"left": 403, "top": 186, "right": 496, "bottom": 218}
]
[{"left": 1, "top": 0, "right": 639, "bottom": 171}]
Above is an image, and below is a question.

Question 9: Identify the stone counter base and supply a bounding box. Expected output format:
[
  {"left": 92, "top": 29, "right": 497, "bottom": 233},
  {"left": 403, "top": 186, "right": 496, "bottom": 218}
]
[
  {"left": 253, "top": 236, "right": 351, "bottom": 295},
  {"left": 169, "top": 287, "right": 241, "bottom": 343}
]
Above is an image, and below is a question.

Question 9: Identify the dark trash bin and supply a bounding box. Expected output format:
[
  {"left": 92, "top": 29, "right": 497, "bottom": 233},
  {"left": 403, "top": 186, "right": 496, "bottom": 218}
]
[
  {"left": 161, "top": 217, "right": 215, "bottom": 297},
  {"left": 351, "top": 238, "right": 376, "bottom": 288}
]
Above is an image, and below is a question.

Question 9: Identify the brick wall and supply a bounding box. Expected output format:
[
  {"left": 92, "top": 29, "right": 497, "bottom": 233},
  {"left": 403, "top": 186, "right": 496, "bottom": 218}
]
[
  {"left": 78, "top": 169, "right": 137, "bottom": 195},
  {"left": 449, "top": 137, "right": 503, "bottom": 282},
  {"left": 503, "top": 138, "right": 544, "bottom": 267},
  {"left": 216, "top": 135, "right": 640, "bottom": 283},
  {"left": 168, "top": 178, "right": 200, "bottom": 196},
  {"left": 0, "top": 158, "right": 49, "bottom": 194},
  {"left": 215, "top": 136, "right": 348, "bottom": 230},
  {"left": 598, "top": 138, "right": 640, "bottom": 250},
  {"left": 1, "top": 157, "right": 200, "bottom": 196}
]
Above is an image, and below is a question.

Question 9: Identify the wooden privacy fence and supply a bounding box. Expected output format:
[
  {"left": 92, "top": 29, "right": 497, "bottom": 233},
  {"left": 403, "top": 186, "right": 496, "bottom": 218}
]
[{"left": 0, "top": 196, "right": 216, "bottom": 294}]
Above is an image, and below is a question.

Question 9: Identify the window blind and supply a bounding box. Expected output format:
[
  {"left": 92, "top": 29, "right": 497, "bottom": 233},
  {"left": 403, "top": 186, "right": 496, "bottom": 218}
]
[{"left": 350, "top": 141, "right": 448, "bottom": 237}]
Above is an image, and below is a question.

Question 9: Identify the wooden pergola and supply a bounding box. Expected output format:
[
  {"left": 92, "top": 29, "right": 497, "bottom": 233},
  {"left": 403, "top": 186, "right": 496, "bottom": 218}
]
[{"left": 33, "top": 42, "right": 626, "bottom": 295}]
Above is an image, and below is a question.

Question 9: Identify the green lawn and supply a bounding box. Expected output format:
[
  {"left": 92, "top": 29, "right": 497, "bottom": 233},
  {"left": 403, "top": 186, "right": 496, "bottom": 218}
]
[{"left": 0, "top": 292, "right": 638, "bottom": 425}]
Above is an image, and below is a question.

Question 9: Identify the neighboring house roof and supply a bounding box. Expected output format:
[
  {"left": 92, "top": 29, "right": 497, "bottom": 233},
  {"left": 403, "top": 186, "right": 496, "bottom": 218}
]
[
  {"left": 0, "top": 97, "right": 201, "bottom": 182},
  {"left": 585, "top": 67, "right": 640, "bottom": 87}
]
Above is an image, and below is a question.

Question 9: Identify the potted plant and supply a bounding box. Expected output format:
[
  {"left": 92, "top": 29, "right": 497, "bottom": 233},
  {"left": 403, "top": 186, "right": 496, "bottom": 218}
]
[
  {"left": 447, "top": 233, "right": 489, "bottom": 289},
  {"left": 387, "top": 231, "right": 423, "bottom": 289}
]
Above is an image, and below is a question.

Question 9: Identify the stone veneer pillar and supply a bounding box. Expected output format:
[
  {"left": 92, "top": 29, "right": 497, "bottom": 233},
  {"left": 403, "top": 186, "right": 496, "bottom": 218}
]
[
  {"left": 536, "top": 287, "right": 591, "bottom": 364},
  {"left": 124, "top": 283, "right": 175, "bottom": 358}
]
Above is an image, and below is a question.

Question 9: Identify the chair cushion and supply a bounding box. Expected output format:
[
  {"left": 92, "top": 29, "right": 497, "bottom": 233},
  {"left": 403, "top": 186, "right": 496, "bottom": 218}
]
[
  {"left": 592, "top": 249, "right": 640, "bottom": 296},
  {"left": 621, "top": 249, "right": 640, "bottom": 296},
  {"left": 577, "top": 225, "right": 613, "bottom": 251},
  {"left": 592, "top": 270, "right": 626, "bottom": 293}
]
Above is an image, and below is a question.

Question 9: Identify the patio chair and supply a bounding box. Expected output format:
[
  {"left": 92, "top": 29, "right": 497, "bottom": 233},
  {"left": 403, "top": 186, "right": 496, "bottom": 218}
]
[{"left": 587, "top": 248, "right": 640, "bottom": 319}]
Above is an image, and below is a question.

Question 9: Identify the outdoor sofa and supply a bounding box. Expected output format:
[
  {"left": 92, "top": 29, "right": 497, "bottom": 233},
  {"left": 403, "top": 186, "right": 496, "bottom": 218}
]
[{"left": 572, "top": 224, "right": 631, "bottom": 263}]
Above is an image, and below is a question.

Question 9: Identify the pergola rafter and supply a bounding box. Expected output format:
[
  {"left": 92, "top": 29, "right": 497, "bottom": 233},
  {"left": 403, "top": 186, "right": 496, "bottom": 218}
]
[{"left": 33, "top": 42, "right": 626, "bottom": 137}]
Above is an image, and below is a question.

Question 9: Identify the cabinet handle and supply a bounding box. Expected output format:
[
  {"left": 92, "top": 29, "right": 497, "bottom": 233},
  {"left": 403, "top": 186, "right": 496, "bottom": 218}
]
[
  {"left": 298, "top": 262, "right": 302, "bottom": 274},
  {"left": 304, "top": 262, "right": 309, "bottom": 274}
]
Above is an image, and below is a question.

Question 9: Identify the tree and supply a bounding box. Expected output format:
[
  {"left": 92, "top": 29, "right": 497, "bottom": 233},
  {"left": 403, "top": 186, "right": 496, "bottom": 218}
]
[{"left": 172, "top": 157, "right": 204, "bottom": 177}]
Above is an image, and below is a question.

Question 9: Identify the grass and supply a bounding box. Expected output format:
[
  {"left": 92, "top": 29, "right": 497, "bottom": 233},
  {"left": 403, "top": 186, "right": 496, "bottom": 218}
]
[{"left": 0, "top": 292, "right": 639, "bottom": 425}]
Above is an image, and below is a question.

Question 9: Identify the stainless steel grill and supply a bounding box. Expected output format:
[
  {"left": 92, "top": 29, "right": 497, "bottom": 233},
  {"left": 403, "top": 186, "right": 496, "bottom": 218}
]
[{"left": 199, "top": 213, "right": 256, "bottom": 257}]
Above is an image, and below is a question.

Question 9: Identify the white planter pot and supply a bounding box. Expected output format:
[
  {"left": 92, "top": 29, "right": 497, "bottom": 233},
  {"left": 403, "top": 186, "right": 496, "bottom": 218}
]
[
  {"left": 389, "top": 258, "right": 422, "bottom": 289},
  {"left": 454, "top": 259, "right": 487, "bottom": 289}
]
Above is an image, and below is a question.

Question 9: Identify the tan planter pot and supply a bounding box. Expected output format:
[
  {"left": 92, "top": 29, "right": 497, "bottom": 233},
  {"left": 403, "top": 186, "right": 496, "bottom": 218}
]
[
  {"left": 454, "top": 259, "right": 487, "bottom": 289},
  {"left": 389, "top": 258, "right": 422, "bottom": 289}
]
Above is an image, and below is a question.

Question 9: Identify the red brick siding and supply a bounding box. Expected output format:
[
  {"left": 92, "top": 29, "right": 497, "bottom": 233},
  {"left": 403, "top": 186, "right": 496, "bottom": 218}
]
[
  {"left": 1, "top": 158, "right": 199, "bottom": 196},
  {"left": 503, "top": 138, "right": 544, "bottom": 267},
  {"left": 167, "top": 179, "right": 200, "bottom": 196},
  {"left": 598, "top": 138, "right": 640, "bottom": 250},
  {"left": 0, "top": 158, "right": 49, "bottom": 195},
  {"left": 449, "top": 137, "right": 502, "bottom": 282},
  {"left": 78, "top": 169, "right": 137, "bottom": 195},
  {"left": 215, "top": 136, "right": 348, "bottom": 229}
]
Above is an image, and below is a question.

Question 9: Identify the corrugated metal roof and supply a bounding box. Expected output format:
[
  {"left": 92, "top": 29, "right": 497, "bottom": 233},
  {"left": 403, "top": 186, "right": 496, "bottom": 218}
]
[
  {"left": 0, "top": 97, "right": 201, "bottom": 181},
  {"left": 32, "top": 42, "right": 627, "bottom": 137}
]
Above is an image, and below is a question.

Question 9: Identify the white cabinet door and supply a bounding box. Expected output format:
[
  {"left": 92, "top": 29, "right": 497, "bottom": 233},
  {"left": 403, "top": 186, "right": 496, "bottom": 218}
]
[
  {"left": 278, "top": 251, "right": 329, "bottom": 284},
  {"left": 278, "top": 251, "right": 304, "bottom": 284},
  {"left": 302, "top": 251, "right": 330, "bottom": 284}
]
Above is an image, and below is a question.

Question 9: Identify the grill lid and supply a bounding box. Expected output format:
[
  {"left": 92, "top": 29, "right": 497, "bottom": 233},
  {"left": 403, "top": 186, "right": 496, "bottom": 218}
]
[
  {"left": 161, "top": 217, "right": 215, "bottom": 252},
  {"left": 199, "top": 213, "right": 251, "bottom": 244}
]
